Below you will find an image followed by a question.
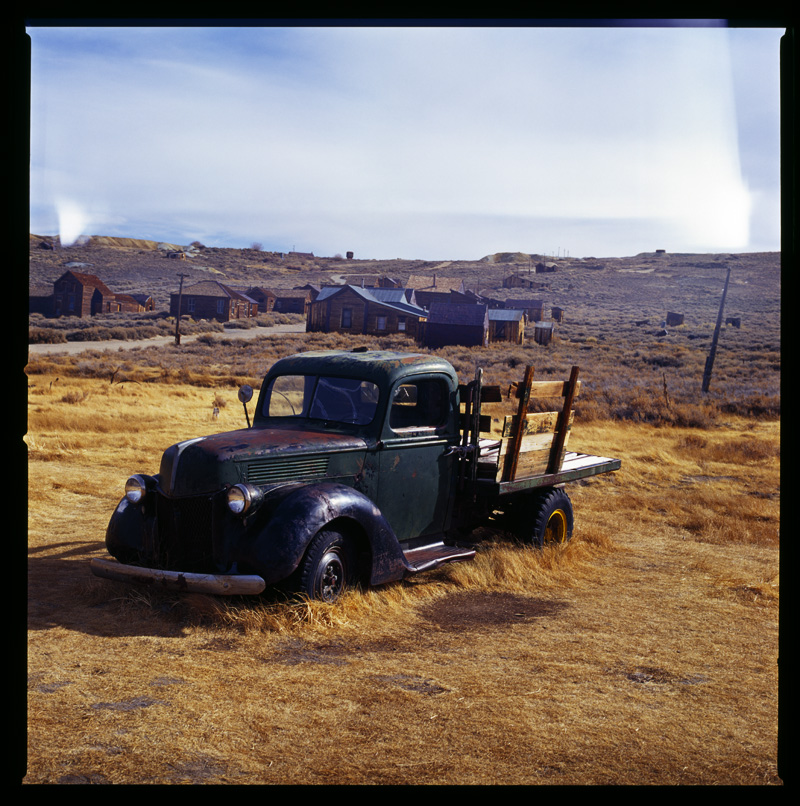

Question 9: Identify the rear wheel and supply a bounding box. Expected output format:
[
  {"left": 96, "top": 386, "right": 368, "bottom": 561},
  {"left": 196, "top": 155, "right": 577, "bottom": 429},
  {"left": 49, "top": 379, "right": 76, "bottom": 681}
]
[
  {"left": 519, "top": 488, "right": 574, "bottom": 548},
  {"left": 298, "top": 529, "right": 355, "bottom": 602}
]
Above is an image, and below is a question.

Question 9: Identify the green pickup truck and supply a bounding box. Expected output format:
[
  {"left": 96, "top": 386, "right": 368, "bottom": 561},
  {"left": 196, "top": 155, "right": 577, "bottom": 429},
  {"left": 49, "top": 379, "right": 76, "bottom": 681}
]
[{"left": 91, "top": 349, "right": 620, "bottom": 601}]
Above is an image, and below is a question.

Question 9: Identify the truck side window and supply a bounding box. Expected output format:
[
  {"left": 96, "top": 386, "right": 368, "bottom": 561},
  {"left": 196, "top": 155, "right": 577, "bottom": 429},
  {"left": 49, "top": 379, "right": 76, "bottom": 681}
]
[{"left": 389, "top": 379, "right": 448, "bottom": 430}]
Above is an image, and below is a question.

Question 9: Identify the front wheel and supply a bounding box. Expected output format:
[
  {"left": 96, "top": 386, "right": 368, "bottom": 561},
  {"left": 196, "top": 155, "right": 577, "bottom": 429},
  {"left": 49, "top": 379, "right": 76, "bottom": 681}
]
[
  {"left": 523, "top": 488, "right": 574, "bottom": 548},
  {"left": 298, "top": 529, "right": 355, "bottom": 602}
]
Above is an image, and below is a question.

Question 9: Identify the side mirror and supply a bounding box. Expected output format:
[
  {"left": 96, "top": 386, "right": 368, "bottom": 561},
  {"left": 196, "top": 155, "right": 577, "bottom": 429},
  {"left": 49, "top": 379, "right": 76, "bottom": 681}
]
[{"left": 238, "top": 385, "right": 253, "bottom": 427}]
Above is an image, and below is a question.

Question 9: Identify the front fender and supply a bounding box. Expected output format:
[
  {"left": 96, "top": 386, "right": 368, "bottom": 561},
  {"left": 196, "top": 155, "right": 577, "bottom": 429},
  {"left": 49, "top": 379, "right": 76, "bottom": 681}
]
[{"left": 239, "top": 482, "right": 409, "bottom": 586}]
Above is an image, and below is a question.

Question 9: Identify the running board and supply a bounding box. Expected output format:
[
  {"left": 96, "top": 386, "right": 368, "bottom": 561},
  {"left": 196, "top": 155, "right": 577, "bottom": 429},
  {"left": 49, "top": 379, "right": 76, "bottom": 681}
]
[{"left": 402, "top": 541, "right": 476, "bottom": 574}]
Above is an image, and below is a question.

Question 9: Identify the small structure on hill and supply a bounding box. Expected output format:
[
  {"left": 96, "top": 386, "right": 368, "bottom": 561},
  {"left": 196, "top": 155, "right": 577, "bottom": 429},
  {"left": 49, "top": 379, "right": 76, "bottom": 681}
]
[{"left": 666, "top": 312, "right": 684, "bottom": 327}]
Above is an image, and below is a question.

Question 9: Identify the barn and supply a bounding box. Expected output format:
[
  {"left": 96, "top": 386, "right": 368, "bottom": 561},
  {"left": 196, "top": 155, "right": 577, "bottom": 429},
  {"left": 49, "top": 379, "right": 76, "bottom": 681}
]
[{"left": 424, "top": 302, "right": 489, "bottom": 348}]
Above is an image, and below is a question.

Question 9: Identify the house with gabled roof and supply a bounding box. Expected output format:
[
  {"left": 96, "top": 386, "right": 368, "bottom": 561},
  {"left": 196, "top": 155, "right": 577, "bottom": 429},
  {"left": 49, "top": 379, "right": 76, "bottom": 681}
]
[
  {"left": 170, "top": 280, "right": 256, "bottom": 321},
  {"left": 53, "top": 270, "right": 115, "bottom": 317},
  {"left": 306, "top": 285, "right": 426, "bottom": 339}
]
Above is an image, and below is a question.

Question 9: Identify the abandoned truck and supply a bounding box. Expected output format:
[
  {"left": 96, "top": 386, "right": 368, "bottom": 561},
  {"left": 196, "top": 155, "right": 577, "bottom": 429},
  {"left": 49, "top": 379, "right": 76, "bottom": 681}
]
[{"left": 91, "top": 349, "right": 620, "bottom": 601}]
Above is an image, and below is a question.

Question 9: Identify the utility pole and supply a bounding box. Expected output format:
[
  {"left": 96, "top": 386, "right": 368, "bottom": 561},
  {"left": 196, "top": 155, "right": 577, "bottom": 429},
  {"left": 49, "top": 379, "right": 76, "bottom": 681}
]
[
  {"left": 702, "top": 266, "right": 731, "bottom": 393},
  {"left": 174, "top": 273, "right": 188, "bottom": 345}
]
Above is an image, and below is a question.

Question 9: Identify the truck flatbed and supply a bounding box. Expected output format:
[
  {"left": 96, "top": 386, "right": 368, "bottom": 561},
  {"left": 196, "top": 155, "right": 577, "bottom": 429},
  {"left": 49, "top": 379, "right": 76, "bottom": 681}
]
[{"left": 472, "top": 451, "right": 621, "bottom": 496}]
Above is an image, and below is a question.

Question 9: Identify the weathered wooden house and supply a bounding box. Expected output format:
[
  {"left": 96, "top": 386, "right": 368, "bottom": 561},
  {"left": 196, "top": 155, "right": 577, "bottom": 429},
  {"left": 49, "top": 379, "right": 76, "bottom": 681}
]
[
  {"left": 505, "top": 298, "right": 548, "bottom": 323},
  {"left": 245, "top": 287, "right": 277, "bottom": 313},
  {"left": 666, "top": 312, "right": 685, "bottom": 327},
  {"left": 424, "top": 302, "right": 489, "bottom": 349},
  {"left": 551, "top": 306, "right": 565, "bottom": 323},
  {"left": 306, "top": 285, "right": 426, "bottom": 339},
  {"left": 170, "top": 280, "right": 256, "bottom": 322},
  {"left": 53, "top": 270, "right": 115, "bottom": 317},
  {"left": 406, "top": 275, "right": 466, "bottom": 310},
  {"left": 488, "top": 308, "right": 525, "bottom": 344},
  {"left": 535, "top": 261, "right": 558, "bottom": 273},
  {"left": 502, "top": 273, "right": 545, "bottom": 289},
  {"left": 273, "top": 289, "right": 312, "bottom": 315}
]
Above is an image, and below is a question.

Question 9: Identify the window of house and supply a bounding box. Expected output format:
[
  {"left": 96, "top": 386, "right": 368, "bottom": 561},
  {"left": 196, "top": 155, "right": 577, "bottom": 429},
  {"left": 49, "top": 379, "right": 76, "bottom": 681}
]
[
  {"left": 341, "top": 308, "right": 353, "bottom": 328},
  {"left": 187, "top": 297, "right": 195, "bottom": 312},
  {"left": 217, "top": 299, "right": 226, "bottom": 315},
  {"left": 376, "top": 315, "right": 387, "bottom": 331},
  {"left": 398, "top": 317, "right": 406, "bottom": 331}
]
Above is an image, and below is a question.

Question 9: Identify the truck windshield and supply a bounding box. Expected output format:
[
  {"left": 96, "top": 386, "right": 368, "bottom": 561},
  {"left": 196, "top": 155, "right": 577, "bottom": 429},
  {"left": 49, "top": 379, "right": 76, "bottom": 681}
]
[{"left": 263, "top": 375, "right": 380, "bottom": 426}]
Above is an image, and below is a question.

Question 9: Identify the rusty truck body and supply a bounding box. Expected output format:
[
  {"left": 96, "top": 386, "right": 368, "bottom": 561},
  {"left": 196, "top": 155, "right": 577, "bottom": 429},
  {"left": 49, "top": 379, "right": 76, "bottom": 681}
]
[{"left": 90, "top": 349, "right": 620, "bottom": 600}]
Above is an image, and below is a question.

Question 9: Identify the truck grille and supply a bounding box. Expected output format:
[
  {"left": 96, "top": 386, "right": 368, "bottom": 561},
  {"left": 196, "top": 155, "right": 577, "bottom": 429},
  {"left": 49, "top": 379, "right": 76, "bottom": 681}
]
[
  {"left": 155, "top": 492, "right": 216, "bottom": 572},
  {"left": 244, "top": 455, "right": 329, "bottom": 484}
]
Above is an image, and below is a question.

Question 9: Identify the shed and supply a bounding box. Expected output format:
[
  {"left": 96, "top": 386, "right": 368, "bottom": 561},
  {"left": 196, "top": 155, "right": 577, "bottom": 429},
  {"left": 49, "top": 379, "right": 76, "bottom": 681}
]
[
  {"left": 666, "top": 312, "right": 684, "bottom": 327},
  {"left": 306, "top": 285, "right": 426, "bottom": 339},
  {"left": 551, "top": 306, "right": 565, "bottom": 323},
  {"left": 424, "top": 302, "right": 489, "bottom": 348},
  {"left": 533, "top": 321, "right": 554, "bottom": 346},
  {"left": 488, "top": 308, "right": 525, "bottom": 344}
]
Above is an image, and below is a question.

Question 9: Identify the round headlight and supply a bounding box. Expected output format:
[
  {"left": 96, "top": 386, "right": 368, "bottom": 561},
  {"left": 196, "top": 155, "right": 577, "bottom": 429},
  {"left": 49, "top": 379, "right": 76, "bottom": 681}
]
[
  {"left": 227, "top": 484, "right": 252, "bottom": 515},
  {"left": 125, "top": 475, "right": 147, "bottom": 503}
]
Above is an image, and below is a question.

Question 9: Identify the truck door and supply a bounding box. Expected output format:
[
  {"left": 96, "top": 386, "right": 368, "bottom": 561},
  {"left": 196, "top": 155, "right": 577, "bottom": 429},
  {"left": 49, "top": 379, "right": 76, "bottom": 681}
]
[{"left": 376, "top": 374, "right": 458, "bottom": 542}]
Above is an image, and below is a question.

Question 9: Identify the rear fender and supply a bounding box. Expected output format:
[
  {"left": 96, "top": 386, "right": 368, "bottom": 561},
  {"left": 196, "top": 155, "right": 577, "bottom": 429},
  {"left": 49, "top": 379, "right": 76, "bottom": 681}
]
[{"left": 241, "top": 482, "right": 409, "bottom": 586}]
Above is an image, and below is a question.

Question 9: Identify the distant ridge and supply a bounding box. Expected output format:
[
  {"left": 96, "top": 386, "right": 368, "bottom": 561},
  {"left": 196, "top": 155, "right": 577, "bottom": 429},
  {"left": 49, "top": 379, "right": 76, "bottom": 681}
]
[{"left": 30, "top": 234, "right": 185, "bottom": 251}]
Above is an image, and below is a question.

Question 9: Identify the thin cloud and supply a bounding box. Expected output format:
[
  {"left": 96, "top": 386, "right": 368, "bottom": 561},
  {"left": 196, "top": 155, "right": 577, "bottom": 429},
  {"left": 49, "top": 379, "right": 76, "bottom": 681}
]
[{"left": 28, "top": 24, "right": 782, "bottom": 258}]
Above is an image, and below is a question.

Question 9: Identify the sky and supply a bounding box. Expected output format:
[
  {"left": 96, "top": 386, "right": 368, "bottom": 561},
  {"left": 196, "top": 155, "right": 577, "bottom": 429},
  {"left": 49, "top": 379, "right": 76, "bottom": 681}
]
[{"left": 26, "top": 21, "right": 785, "bottom": 260}]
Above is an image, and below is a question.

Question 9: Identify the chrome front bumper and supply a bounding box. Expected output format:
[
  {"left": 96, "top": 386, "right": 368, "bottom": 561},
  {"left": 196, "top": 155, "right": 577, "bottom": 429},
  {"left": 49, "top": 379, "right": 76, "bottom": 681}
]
[{"left": 90, "top": 558, "right": 266, "bottom": 595}]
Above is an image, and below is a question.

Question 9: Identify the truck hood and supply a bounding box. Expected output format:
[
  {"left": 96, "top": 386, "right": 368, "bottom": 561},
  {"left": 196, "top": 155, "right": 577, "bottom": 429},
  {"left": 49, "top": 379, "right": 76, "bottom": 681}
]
[{"left": 158, "top": 424, "right": 368, "bottom": 497}]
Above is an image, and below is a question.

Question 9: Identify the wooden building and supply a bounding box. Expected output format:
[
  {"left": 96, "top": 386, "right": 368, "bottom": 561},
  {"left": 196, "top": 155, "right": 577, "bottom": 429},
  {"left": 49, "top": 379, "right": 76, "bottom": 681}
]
[
  {"left": 502, "top": 273, "right": 546, "bottom": 289},
  {"left": 53, "top": 270, "right": 115, "bottom": 317},
  {"left": 666, "top": 311, "right": 685, "bottom": 327},
  {"left": 306, "top": 285, "right": 426, "bottom": 339},
  {"left": 170, "top": 280, "right": 257, "bottom": 322},
  {"left": 424, "top": 302, "right": 489, "bottom": 349},
  {"left": 245, "top": 287, "right": 277, "bottom": 313},
  {"left": 488, "top": 308, "right": 525, "bottom": 344},
  {"left": 505, "top": 298, "right": 548, "bottom": 322},
  {"left": 533, "top": 321, "right": 555, "bottom": 346},
  {"left": 406, "top": 275, "right": 466, "bottom": 309},
  {"left": 273, "top": 289, "right": 312, "bottom": 315}
]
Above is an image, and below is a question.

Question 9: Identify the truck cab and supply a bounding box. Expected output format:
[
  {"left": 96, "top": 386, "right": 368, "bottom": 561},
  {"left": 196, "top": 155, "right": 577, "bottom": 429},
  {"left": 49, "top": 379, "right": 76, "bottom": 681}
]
[{"left": 94, "top": 350, "right": 475, "bottom": 600}]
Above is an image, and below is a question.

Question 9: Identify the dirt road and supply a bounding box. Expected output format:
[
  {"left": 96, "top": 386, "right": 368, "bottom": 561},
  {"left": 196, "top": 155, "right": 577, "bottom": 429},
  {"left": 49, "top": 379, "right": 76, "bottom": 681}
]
[{"left": 27, "top": 322, "right": 307, "bottom": 357}]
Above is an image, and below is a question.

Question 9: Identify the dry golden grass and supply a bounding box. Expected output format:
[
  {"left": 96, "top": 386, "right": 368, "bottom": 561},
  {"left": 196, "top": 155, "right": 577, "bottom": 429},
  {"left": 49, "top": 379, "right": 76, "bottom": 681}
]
[{"left": 25, "top": 372, "right": 781, "bottom": 785}]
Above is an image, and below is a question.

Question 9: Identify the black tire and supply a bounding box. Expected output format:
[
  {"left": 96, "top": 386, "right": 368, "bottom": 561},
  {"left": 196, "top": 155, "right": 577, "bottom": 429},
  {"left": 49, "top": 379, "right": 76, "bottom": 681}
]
[
  {"left": 523, "top": 488, "right": 574, "bottom": 548},
  {"left": 298, "top": 529, "right": 355, "bottom": 602}
]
